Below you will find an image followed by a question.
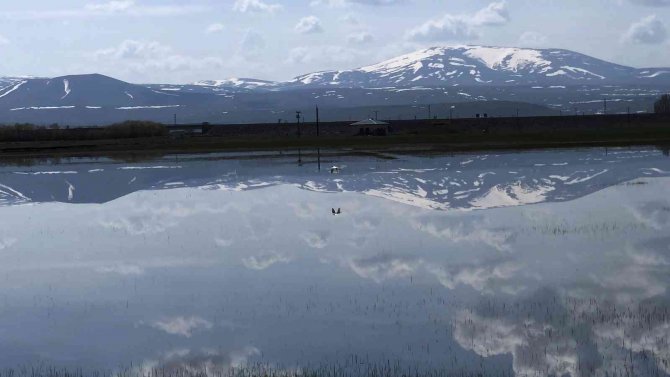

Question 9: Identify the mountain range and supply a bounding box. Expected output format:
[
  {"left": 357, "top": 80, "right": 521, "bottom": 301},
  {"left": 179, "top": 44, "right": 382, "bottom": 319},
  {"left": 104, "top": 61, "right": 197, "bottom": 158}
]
[{"left": 1, "top": 45, "right": 669, "bottom": 126}]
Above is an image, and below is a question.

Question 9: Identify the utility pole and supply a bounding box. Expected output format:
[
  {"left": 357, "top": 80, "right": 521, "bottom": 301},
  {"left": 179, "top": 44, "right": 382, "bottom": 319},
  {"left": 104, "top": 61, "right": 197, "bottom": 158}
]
[
  {"left": 173, "top": 114, "right": 177, "bottom": 126},
  {"left": 516, "top": 108, "right": 520, "bottom": 129},
  {"left": 296, "top": 111, "right": 302, "bottom": 137},
  {"left": 316, "top": 106, "right": 320, "bottom": 137},
  {"left": 428, "top": 105, "right": 431, "bottom": 120},
  {"left": 374, "top": 110, "right": 379, "bottom": 121}
]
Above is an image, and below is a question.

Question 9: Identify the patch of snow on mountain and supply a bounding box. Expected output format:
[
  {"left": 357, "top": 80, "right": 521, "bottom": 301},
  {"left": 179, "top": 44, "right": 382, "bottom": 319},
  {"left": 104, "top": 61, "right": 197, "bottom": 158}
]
[
  {"left": 546, "top": 69, "right": 567, "bottom": 77},
  {"left": 359, "top": 47, "right": 446, "bottom": 74},
  {"left": 11, "top": 106, "right": 76, "bottom": 111},
  {"left": 562, "top": 66, "right": 605, "bottom": 79},
  {"left": 116, "top": 105, "right": 180, "bottom": 110},
  {"left": 639, "top": 70, "right": 670, "bottom": 78},
  {"left": 61, "top": 79, "right": 71, "bottom": 99},
  {"left": 0, "top": 81, "right": 27, "bottom": 98},
  {"left": 464, "top": 46, "right": 551, "bottom": 72},
  {"left": 192, "top": 78, "right": 277, "bottom": 89}
]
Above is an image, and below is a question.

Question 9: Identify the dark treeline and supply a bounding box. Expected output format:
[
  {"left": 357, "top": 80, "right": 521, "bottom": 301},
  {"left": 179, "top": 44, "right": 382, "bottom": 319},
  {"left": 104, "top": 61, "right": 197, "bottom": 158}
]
[
  {"left": 0, "top": 121, "right": 167, "bottom": 142},
  {"left": 656, "top": 94, "right": 670, "bottom": 114}
]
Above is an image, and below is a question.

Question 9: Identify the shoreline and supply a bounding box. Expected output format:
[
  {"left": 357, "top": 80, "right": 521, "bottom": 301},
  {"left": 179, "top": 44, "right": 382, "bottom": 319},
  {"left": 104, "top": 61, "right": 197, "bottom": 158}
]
[{"left": 1, "top": 114, "right": 669, "bottom": 159}]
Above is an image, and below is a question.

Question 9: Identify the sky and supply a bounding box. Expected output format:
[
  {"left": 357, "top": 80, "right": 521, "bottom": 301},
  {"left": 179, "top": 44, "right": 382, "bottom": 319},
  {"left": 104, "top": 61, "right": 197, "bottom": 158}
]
[{"left": 0, "top": 0, "right": 669, "bottom": 84}]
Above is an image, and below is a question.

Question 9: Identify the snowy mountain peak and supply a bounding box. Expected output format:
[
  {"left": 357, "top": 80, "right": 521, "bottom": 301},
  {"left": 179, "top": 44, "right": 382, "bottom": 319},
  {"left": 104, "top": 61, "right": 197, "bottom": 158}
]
[{"left": 287, "top": 45, "right": 669, "bottom": 89}]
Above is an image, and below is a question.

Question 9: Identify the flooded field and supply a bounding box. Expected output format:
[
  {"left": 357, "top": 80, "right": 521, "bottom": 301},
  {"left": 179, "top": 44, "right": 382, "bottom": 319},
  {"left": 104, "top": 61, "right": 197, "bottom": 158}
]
[{"left": 1, "top": 147, "right": 670, "bottom": 377}]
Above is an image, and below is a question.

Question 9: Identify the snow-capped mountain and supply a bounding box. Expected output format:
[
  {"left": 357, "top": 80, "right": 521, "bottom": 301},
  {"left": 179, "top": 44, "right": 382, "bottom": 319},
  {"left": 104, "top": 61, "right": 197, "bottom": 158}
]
[
  {"left": 1, "top": 45, "right": 669, "bottom": 125},
  {"left": 286, "top": 46, "right": 670, "bottom": 88},
  {"left": 0, "top": 74, "right": 188, "bottom": 109}
]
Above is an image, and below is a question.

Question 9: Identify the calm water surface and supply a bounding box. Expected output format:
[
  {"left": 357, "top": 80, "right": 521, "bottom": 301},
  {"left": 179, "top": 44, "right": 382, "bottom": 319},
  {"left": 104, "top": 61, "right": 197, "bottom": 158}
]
[{"left": 1, "top": 147, "right": 670, "bottom": 376}]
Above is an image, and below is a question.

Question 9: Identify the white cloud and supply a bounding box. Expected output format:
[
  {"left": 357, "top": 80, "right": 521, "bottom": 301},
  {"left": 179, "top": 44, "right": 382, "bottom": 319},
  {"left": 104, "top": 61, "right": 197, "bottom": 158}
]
[
  {"left": 311, "top": 0, "right": 405, "bottom": 6},
  {"left": 233, "top": 0, "right": 282, "bottom": 13},
  {"left": 150, "top": 316, "right": 213, "bottom": 337},
  {"left": 347, "top": 31, "right": 374, "bottom": 45},
  {"left": 0, "top": 1, "right": 206, "bottom": 20},
  {"left": 350, "top": 0, "right": 405, "bottom": 4},
  {"left": 85, "top": 0, "right": 135, "bottom": 12},
  {"left": 406, "top": 15, "right": 477, "bottom": 42},
  {"left": 295, "top": 16, "right": 324, "bottom": 34},
  {"left": 92, "top": 40, "right": 224, "bottom": 75},
  {"left": 286, "top": 47, "right": 311, "bottom": 64},
  {"left": 623, "top": 15, "right": 668, "bottom": 44},
  {"left": 629, "top": 0, "right": 670, "bottom": 6},
  {"left": 286, "top": 45, "right": 363, "bottom": 66},
  {"left": 340, "top": 13, "right": 361, "bottom": 26},
  {"left": 518, "top": 31, "right": 548, "bottom": 47},
  {"left": 206, "top": 23, "right": 225, "bottom": 34},
  {"left": 406, "top": 1, "right": 509, "bottom": 42},
  {"left": 240, "top": 30, "right": 267, "bottom": 55},
  {"left": 472, "top": 1, "right": 510, "bottom": 26}
]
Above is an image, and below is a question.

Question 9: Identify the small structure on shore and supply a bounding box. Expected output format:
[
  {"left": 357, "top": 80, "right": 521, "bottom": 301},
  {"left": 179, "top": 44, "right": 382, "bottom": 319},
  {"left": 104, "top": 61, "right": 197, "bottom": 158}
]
[{"left": 351, "top": 119, "right": 389, "bottom": 136}]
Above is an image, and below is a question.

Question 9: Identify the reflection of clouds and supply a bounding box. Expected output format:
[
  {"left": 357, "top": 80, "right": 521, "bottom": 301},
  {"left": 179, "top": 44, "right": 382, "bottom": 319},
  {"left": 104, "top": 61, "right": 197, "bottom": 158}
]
[
  {"left": 289, "top": 201, "right": 319, "bottom": 219},
  {"left": 630, "top": 237, "right": 670, "bottom": 266},
  {"left": 576, "top": 237, "right": 670, "bottom": 303},
  {"left": 246, "top": 215, "right": 272, "bottom": 240},
  {"left": 95, "top": 264, "right": 144, "bottom": 276},
  {"left": 215, "top": 238, "right": 234, "bottom": 248},
  {"left": 130, "top": 346, "right": 261, "bottom": 377},
  {"left": 454, "top": 310, "right": 584, "bottom": 377},
  {"left": 0, "top": 237, "right": 17, "bottom": 250},
  {"left": 150, "top": 316, "right": 213, "bottom": 337},
  {"left": 427, "top": 259, "right": 524, "bottom": 294},
  {"left": 352, "top": 215, "right": 381, "bottom": 231},
  {"left": 594, "top": 316, "right": 670, "bottom": 374},
  {"left": 300, "top": 230, "right": 330, "bottom": 249},
  {"left": 588, "top": 262, "right": 666, "bottom": 302},
  {"left": 411, "top": 215, "right": 513, "bottom": 251},
  {"left": 348, "top": 254, "right": 421, "bottom": 283},
  {"left": 242, "top": 251, "right": 290, "bottom": 270},
  {"left": 99, "top": 197, "right": 232, "bottom": 236},
  {"left": 100, "top": 202, "right": 208, "bottom": 235},
  {"left": 453, "top": 291, "right": 601, "bottom": 377},
  {"left": 630, "top": 201, "right": 670, "bottom": 230}
]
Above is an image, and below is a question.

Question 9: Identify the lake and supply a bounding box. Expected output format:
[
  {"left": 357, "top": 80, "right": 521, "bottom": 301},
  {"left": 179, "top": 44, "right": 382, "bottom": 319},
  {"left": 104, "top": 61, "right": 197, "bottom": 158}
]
[{"left": 1, "top": 147, "right": 670, "bottom": 377}]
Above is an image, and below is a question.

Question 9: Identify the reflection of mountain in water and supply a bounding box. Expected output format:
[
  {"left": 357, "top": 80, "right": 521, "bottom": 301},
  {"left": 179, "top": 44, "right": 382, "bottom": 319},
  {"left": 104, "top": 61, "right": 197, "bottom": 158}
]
[{"left": 0, "top": 147, "right": 669, "bottom": 209}]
